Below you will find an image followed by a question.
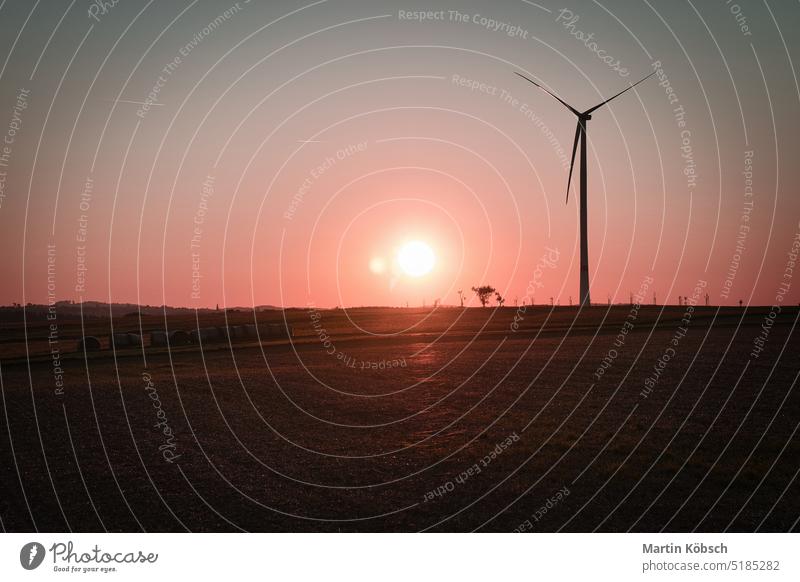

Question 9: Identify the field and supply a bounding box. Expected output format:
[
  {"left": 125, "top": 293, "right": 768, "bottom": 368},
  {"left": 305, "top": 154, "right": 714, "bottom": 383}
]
[{"left": 1, "top": 304, "right": 798, "bottom": 532}]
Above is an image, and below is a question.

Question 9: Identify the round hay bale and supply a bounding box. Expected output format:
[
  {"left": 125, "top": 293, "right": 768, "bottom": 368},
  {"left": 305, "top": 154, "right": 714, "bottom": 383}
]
[
  {"left": 243, "top": 324, "right": 257, "bottom": 337},
  {"left": 150, "top": 330, "right": 168, "bottom": 347},
  {"left": 126, "top": 333, "right": 142, "bottom": 346},
  {"left": 111, "top": 332, "right": 130, "bottom": 348},
  {"left": 169, "top": 330, "right": 190, "bottom": 346},
  {"left": 190, "top": 328, "right": 218, "bottom": 344},
  {"left": 77, "top": 336, "right": 101, "bottom": 352}
]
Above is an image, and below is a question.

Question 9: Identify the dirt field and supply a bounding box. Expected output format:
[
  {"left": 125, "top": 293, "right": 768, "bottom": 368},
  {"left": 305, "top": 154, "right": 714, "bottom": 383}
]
[{"left": 1, "top": 305, "right": 798, "bottom": 532}]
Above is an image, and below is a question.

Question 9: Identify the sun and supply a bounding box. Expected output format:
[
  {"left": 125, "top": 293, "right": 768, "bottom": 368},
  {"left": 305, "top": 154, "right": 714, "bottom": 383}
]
[{"left": 397, "top": 240, "right": 435, "bottom": 277}]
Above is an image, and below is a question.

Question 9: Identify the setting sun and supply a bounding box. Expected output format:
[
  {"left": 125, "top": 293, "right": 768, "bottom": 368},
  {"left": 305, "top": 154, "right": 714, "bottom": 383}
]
[{"left": 397, "top": 240, "right": 436, "bottom": 278}]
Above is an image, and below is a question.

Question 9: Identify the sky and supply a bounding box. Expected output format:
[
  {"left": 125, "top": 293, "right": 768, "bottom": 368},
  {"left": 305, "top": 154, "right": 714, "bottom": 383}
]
[{"left": 0, "top": 0, "right": 798, "bottom": 308}]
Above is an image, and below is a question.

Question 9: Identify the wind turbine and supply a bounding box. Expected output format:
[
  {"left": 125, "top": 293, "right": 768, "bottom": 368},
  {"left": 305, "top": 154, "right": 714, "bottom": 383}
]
[{"left": 515, "top": 71, "right": 655, "bottom": 306}]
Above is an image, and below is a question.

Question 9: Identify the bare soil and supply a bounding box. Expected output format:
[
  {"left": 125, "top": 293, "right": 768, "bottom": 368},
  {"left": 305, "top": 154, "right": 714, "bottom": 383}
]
[{"left": 1, "top": 305, "right": 798, "bottom": 532}]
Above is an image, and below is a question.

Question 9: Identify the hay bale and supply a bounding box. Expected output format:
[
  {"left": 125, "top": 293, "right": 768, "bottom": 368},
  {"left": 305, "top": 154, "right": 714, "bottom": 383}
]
[
  {"left": 150, "top": 330, "right": 168, "bottom": 347},
  {"left": 77, "top": 336, "right": 101, "bottom": 352},
  {"left": 191, "top": 327, "right": 220, "bottom": 344},
  {"left": 255, "top": 322, "right": 293, "bottom": 339},
  {"left": 230, "top": 325, "right": 246, "bottom": 339},
  {"left": 243, "top": 324, "right": 257, "bottom": 337},
  {"left": 110, "top": 332, "right": 140, "bottom": 348},
  {"left": 169, "top": 330, "right": 190, "bottom": 346}
]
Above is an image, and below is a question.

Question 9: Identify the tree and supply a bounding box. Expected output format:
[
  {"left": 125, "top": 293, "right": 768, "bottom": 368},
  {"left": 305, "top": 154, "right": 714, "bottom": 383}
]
[
  {"left": 495, "top": 292, "right": 505, "bottom": 307},
  {"left": 471, "top": 285, "right": 496, "bottom": 307},
  {"left": 458, "top": 289, "right": 466, "bottom": 308}
]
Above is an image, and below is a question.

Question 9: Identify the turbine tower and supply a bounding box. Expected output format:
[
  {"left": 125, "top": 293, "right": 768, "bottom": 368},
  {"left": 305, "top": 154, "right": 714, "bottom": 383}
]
[{"left": 515, "top": 71, "right": 655, "bottom": 306}]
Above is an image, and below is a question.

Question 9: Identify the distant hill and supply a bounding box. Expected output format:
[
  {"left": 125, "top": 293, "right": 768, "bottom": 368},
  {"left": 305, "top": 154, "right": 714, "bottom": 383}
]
[{"left": 0, "top": 301, "right": 282, "bottom": 321}]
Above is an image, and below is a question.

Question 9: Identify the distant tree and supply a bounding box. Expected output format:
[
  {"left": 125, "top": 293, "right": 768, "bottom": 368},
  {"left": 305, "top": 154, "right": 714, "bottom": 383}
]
[
  {"left": 471, "top": 285, "right": 496, "bottom": 307},
  {"left": 495, "top": 292, "right": 505, "bottom": 307},
  {"left": 458, "top": 289, "right": 466, "bottom": 308}
]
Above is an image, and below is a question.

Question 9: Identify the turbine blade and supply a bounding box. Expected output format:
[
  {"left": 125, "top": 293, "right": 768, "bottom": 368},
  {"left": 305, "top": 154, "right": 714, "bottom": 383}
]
[
  {"left": 514, "top": 72, "right": 580, "bottom": 116},
  {"left": 583, "top": 71, "right": 657, "bottom": 115},
  {"left": 566, "top": 122, "right": 581, "bottom": 204}
]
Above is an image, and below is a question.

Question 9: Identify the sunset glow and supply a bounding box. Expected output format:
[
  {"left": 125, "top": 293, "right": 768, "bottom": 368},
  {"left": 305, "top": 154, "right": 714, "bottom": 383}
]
[{"left": 0, "top": 1, "right": 796, "bottom": 312}]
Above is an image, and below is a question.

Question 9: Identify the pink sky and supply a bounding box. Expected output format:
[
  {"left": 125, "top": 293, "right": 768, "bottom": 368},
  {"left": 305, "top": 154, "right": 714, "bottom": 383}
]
[{"left": 1, "top": 1, "right": 798, "bottom": 308}]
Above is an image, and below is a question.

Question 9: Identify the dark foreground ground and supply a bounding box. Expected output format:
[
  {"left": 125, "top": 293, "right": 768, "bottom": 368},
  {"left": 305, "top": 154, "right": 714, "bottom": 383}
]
[{"left": 1, "top": 305, "right": 798, "bottom": 532}]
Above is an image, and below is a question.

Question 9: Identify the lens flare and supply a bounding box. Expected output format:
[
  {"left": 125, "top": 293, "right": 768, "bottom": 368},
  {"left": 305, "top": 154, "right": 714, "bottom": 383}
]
[{"left": 369, "top": 257, "right": 386, "bottom": 274}]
